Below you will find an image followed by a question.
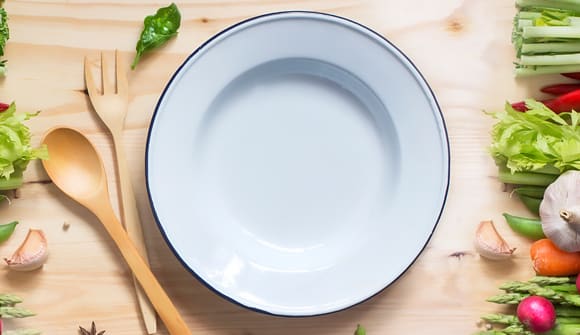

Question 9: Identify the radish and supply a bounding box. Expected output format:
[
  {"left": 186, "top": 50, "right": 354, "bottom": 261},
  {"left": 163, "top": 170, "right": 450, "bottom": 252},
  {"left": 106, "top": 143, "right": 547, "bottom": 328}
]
[
  {"left": 577, "top": 275, "right": 580, "bottom": 293},
  {"left": 517, "top": 296, "right": 556, "bottom": 333}
]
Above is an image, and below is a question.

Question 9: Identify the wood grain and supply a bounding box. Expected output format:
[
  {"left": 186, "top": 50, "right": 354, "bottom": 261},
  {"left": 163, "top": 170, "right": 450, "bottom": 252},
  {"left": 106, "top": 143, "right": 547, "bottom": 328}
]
[{"left": 0, "top": 0, "right": 565, "bottom": 334}]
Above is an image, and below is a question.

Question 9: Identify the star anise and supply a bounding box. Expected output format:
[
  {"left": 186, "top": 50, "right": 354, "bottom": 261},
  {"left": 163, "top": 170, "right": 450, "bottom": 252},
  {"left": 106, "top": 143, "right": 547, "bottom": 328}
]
[{"left": 79, "top": 321, "right": 105, "bottom": 335}]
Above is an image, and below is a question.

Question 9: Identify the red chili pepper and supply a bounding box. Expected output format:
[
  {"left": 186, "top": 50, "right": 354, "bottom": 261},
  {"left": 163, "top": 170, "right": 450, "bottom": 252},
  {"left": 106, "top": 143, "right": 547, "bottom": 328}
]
[
  {"left": 511, "top": 101, "right": 528, "bottom": 112},
  {"left": 511, "top": 99, "right": 554, "bottom": 112},
  {"left": 562, "top": 72, "right": 580, "bottom": 80},
  {"left": 541, "top": 83, "right": 580, "bottom": 96},
  {"left": 0, "top": 102, "right": 9, "bottom": 112},
  {"left": 543, "top": 89, "right": 580, "bottom": 113}
]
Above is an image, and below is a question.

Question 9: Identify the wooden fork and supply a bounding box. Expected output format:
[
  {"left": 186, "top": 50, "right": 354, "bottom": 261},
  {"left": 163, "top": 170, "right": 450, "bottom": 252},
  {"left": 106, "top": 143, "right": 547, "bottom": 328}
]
[{"left": 84, "top": 50, "right": 157, "bottom": 334}]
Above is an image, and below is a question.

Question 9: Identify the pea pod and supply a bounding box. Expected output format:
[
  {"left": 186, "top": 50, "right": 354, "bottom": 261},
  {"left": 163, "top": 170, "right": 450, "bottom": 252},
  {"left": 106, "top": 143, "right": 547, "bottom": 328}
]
[
  {"left": 518, "top": 194, "right": 541, "bottom": 216},
  {"left": 514, "top": 186, "right": 546, "bottom": 199},
  {"left": 0, "top": 220, "right": 18, "bottom": 243},
  {"left": 354, "top": 325, "right": 366, "bottom": 335},
  {"left": 503, "top": 213, "right": 545, "bottom": 240}
]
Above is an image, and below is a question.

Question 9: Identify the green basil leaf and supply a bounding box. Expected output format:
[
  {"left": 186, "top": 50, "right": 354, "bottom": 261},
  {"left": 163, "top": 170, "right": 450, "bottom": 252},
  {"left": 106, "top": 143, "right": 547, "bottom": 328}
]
[{"left": 132, "top": 3, "right": 181, "bottom": 69}]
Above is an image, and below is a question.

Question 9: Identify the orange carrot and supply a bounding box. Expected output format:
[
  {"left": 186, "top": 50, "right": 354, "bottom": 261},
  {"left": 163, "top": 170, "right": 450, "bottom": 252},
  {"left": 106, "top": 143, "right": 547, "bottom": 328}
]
[{"left": 530, "top": 239, "right": 580, "bottom": 276}]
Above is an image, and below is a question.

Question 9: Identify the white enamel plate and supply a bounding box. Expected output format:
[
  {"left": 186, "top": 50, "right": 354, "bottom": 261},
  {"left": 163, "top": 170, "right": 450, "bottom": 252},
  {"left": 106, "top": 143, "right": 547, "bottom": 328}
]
[{"left": 146, "top": 12, "right": 449, "bottom": 316}]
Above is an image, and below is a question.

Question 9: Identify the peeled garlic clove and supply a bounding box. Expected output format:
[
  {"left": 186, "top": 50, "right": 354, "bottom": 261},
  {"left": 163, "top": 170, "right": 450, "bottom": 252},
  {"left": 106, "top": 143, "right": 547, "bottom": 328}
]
[
  {"left": 4, "top": 229, "right": 48, "bottom": 271},
  {"left": 475, "top": 220, "right": 515, "bottom": 260}
]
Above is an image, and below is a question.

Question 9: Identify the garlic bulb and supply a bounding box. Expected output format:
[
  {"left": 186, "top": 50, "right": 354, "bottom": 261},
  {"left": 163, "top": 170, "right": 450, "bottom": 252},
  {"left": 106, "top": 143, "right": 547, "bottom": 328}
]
[
  {"left": 540, "top": 170, "right": 580, "bottom": 252},
  {"left": 475, "top": 220, "right": 516, "bottom": 260},
  {"left": 4, "top": 229, "right": 48, "bottom": 271}
]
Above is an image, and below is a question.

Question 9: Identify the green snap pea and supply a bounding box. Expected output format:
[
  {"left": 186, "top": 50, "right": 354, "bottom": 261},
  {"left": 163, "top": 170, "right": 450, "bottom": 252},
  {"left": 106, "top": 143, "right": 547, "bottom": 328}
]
[
  {"left": 354, "top": 325, "right": 366, "bottom": 335},
  {"left": 514, "top": 186, "right": 546, "bottom": 199},
  {"left": 518, "top": 194, "right": 541, "bottom": 216},
  {"left": 503, "top": 213, "right": 545, "bottom": 240},
  {"left": 0, "top": 220, "right": 18, "bottom": 243}
]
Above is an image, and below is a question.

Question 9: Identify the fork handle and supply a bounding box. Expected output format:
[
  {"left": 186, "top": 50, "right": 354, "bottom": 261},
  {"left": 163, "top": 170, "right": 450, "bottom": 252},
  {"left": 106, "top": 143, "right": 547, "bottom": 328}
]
[{"left": 111, "top": 131, "right": 157, "bottom": 333}]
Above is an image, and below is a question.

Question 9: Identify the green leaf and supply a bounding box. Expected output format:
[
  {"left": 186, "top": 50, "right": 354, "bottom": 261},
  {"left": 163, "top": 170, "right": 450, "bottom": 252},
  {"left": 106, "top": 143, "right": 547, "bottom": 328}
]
[{"left": 132, "top": 3, "right": 181, "bottom": 69}]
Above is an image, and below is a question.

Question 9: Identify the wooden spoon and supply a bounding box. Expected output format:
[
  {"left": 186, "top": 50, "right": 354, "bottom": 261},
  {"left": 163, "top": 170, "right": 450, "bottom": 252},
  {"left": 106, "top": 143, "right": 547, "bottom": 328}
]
[{"left": 41, "top": 127, "right": 191, "bottom": 335}]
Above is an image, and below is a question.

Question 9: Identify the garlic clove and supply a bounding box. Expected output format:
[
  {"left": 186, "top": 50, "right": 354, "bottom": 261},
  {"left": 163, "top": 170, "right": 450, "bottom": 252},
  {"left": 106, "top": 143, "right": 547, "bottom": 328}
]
[
  {"left": 4, "top": 229, "right": 48, "bottom": 271},
  {"left": 475, "top": 220, "right": 516, "bottom": 260}
]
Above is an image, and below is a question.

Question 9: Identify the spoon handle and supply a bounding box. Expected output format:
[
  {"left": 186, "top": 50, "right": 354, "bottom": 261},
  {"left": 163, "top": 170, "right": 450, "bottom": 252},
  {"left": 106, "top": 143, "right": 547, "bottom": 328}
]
[{"left": 94, "top": 205, "right": 191, "bottom": 335}]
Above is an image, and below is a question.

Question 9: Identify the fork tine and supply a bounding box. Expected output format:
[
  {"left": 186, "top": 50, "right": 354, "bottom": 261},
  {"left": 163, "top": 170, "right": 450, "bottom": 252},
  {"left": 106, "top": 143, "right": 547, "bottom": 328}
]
[
  {"left": 115, "top": 50, "right": 128, "bottom": 97},
  {"left": 101, "top": 52, "right": 114, "bottom": 95},
  {"left": 84, "top": 56, "right": 99, "bottom": 99}
]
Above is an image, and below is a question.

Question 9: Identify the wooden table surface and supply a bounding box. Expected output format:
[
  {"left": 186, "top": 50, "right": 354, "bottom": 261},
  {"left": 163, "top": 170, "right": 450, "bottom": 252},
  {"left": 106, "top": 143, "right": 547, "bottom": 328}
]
[{"left": 0, "top": 0, "right": 562, "bottom": 334}]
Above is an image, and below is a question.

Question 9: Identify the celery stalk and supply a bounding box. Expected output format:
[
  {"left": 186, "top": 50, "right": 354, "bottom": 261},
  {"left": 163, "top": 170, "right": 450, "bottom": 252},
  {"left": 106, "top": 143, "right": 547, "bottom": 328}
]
[
  {"left": 511, "top": 2, "right": 580, "bottom": 76},
  {"left": 0, "top": 174, "right": 22, "bottom": 190},
  {"left": 518, "top": 17, "right": 580, "bottom": 28},
  {"left": 521, "top": 42, "right": 580, "bottom": 54},
  {"left": 523, "top": 26, "right": 580, "bottom": 39},
  {"left": 516, "top": 64, "right": 580, "bottom": 76},
  {"left": 517, "top": 18, "right": 534, "bottom": 31},
  {"left": 518, "top": 11, "right": 542, "bottom": 19},
  {"left": 521, "top": 53, "right": 580, "bottom": 65},
  {"left": 498, "top": 170, "right": 557, "bottom": 186},
  {"left": 517, "top": 0, "right": 580, "bottom": 12}
]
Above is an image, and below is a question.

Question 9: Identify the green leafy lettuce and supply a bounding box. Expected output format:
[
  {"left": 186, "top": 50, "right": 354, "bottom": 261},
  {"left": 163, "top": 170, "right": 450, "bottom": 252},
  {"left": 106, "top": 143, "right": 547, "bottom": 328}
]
[
  {"left": 489, "top": 99, "right": 580, "bottom": 173},
  {"left": 0, "top": 103, "right": 48, "bottom": 190}
]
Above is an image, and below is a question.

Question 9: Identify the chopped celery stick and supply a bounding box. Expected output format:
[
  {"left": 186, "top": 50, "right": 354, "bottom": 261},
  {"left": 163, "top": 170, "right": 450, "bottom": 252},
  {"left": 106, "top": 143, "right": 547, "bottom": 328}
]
[
  {"left": 517, "top": 0, "right": 580, "bottom": 13},
  {"left": 522, "top": 16, "right": 580, "bottom": 25},
  {"left": 518, "top": 19, "right": 534, "bottom": 30},
  {"left": 523, "top": 26, "right": 580, "bottom": 39},
  {"left": 512, "top": 1, "right": 580, "bottom": 76},
  {"left": 518, "top": 11, "right": 542, "bottom": 19},
  {"left": 521, "top": 41, "right": 580, "bottom": 54},
  {"left": 520, "top": 53, "right": 580, "bottom": 65},
  {"left": 516, "top": 64, "right": 580, "bottom": 76}
]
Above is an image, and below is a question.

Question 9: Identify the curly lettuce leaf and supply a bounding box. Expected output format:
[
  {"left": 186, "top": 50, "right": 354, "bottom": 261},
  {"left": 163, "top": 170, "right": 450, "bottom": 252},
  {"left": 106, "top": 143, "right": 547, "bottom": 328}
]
[
  {"left": 0, "top": 103, "right": 47, "bottom": 190},
  {"left": 489, "top": 99, "right": 580, "bottom": 173}
]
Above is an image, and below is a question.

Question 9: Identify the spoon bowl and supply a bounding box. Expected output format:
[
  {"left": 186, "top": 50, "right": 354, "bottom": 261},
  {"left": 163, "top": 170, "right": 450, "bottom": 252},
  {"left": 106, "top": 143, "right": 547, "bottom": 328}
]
[
  {"left": 41, "top": 126, "right": 191, "bottom": 335},
  {"left": 41, "top": 127, "right": 106, "bottom": 205}
]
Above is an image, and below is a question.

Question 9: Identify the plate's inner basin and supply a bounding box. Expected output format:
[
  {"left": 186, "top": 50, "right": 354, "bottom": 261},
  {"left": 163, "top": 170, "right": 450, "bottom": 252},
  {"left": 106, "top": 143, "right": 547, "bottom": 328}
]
[{"left": 193, "top": 58, "right": 400, "bottom": 270}]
